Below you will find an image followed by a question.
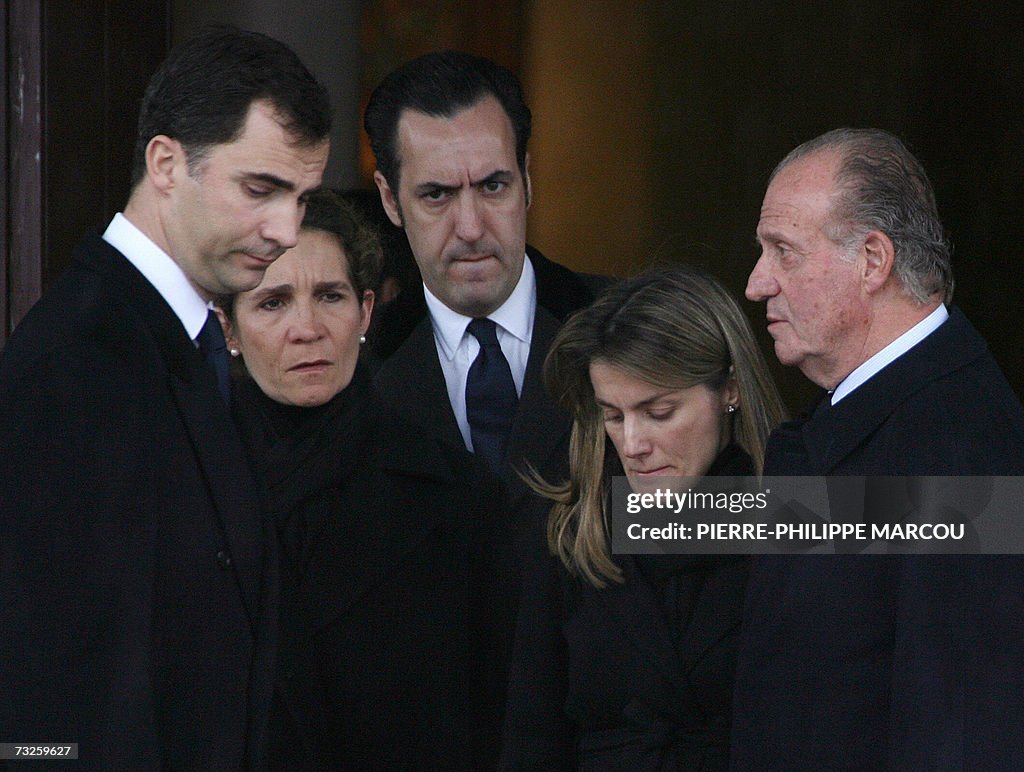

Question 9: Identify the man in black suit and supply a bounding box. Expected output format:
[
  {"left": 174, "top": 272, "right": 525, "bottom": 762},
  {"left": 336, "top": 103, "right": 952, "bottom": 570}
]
[
  {"left": 363, "top": 51, "right": 605, "bottom": 761},
  {"left": 0, "top": 27, "right": 330, "bottom": 768},
  {"left": 733, "top": 128, "right": 1024, "bottom": 769}
]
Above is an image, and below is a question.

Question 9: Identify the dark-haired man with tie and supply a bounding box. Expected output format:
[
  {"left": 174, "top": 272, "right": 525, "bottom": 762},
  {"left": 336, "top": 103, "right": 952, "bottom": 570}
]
[
  {"left": 364, "top": 51, "right": 606, "bottom": 764},
  {"left": 0, "top": 27, "right": 330, "bottom": 768}
]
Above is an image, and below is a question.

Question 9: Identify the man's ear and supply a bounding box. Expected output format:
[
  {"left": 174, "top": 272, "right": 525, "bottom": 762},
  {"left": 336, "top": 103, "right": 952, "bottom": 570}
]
[
  {"left": 373, "top": 171, "right": 403, "bottom": 228},
  {"left": 862, "top": 230, "right": 895, "bottom": 294},
  {"left": 145, "top": 135, "right": 186, "bottom": 194}
]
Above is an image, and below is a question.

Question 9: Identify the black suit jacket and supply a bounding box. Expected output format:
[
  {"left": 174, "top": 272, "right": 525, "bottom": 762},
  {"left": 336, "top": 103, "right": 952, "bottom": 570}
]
[
  {"left": 374, "top": 246, "right": 608, "bottom": 760},
  {"left": 374, "top": 245, "right": 605, "bottom": 496},
  {"left": 732, "top": 307, "right": 1024, "bottom": 770},
  {"left": 0, "top": 232, "right": 275, "bottom": 769}
]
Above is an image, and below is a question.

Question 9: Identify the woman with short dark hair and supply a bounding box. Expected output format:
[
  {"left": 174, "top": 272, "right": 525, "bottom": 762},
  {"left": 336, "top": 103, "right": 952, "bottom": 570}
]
[{"left": 221, "top": 189, "right": 496, "bottom": 768}]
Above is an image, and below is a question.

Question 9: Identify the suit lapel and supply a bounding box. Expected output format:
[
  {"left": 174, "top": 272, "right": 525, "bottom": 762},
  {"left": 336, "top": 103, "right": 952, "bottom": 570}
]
[
  {"left": 384, "top": 317, "right": 466, "bottom": 452},
  {"left": 168, "top": 373, "right": 263, "bottom": 630},
  {"left": 79, "top": 234, "right": 264, "bottom": 631},
  {"left": 504, "top": 306, "right": 572, "bottom": 500}
]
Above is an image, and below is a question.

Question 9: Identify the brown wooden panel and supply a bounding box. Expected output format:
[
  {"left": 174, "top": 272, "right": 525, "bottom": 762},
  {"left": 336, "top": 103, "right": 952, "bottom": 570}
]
[
  {"left": 7, "top": 0, "right": 44, "bottom": 335},
  {"left": 0, "top": 0, "right": 169, "bottom": 345},
  {"left": 0, "top": 3, "right": 8, "bottom": 346}
]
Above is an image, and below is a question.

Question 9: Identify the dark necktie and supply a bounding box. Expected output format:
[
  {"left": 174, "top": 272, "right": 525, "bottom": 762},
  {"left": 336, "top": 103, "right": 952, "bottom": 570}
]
[
  {"left": 197, "top": 309, "right": 231, "bottom": 406},
  {"left": 465, "top": 318, "right": 519, "bottom": 472}
]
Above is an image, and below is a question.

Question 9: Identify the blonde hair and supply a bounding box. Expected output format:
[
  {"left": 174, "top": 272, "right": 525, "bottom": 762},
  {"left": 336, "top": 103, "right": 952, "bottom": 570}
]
[{"left": 534, "top": 266, "right": 786, "bottom": 587}]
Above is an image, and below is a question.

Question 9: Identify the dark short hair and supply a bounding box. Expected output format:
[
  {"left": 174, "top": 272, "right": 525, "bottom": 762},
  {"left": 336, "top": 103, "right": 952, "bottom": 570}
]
[
  {"left": 772, "top": 127, "right": 954, "bottom": 304},
  {"left": 363, "top": 50, "right": 531, "bottom": 192},
  {"left": 300, "top": 189, "right": 383, "bottom": 300},
  {"left": 131, "top": 25, "right": 331, "bottom": 186},
  {"left": 219, "top": 189, "right": 382, "bottom": 321}
]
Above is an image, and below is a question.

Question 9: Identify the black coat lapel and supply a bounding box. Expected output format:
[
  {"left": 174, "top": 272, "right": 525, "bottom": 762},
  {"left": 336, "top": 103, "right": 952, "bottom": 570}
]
[
  {"left": 502, "top": 245, "right": 604, "bottom": 498},
  {"left": 168, "top": 373, "right": 263, "bottom": 629},
  {"left": 77, "top": 233, "right": 263, "bottom": 630},
  {"left": 378, "top": 316, "right": 466, "bottom": 453},
  {"left": 676, "top": 558, "right": 748, "bottom": 674},
  {"left": 802, "top": 308, "right": 986, "bottom": 472},
  {"left": 504, "top": 306, "right": 572, "bottom": 497}
]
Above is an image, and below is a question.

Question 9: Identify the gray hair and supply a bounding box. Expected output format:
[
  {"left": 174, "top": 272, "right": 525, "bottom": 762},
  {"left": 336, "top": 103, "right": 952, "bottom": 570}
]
[{"left": 772, "top": 128, "right": 953, "bottom": 305}]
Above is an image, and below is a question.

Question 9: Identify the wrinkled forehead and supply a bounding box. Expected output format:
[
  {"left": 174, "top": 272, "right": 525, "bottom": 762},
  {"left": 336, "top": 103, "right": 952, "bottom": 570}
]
[
  {"left": 759, "top": 152, "right": 842, "bottom": 234},
  {"left": 394, "top": 98, "right": 517, "bottom": 175}
]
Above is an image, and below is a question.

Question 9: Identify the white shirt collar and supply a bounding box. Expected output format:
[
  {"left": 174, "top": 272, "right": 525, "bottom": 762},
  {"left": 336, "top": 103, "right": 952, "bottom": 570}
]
[
  {"left": 423, "top": 254, "right": 536, "bottom": 360},
  {"left": 832, "top": 304, "right": 949, "bottom": 405},
  {"left": 102, "top": 212, "right": 210, "bottom": 340}
]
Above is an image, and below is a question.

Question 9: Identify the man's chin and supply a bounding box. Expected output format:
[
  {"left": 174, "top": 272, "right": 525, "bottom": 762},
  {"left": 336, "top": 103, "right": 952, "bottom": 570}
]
[
  {"left": 212, "top": 268, "right": 268, "bottom": 297},
  {"left": 773, "top": 340, "right": 803, "bottom": 368},
  {"left": 444, "top": 284, "right": 511, "bottom": 318}
]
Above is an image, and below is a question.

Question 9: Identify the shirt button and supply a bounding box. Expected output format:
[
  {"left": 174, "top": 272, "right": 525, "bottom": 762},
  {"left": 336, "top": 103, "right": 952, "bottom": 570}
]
[{"left": 216, "top": 550, "right": 233, "bottom": 570}]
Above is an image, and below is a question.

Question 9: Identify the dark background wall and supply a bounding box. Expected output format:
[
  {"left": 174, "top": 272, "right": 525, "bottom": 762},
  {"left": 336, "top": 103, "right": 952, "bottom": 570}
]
[
  {"left": 524, "top": 1, "right": 1024, "bottom": 410},
  {"left": 648, "top": 1, "right": 1024, "bottom": 409},
  {"left": 4, "top": 0, "right": 1021, "bottom": 410}
]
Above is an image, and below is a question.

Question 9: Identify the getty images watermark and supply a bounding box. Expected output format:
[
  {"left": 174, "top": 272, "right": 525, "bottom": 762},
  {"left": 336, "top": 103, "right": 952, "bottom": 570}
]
[{"left": 610, "top": 477, "right": 1024, "bottom": 554}]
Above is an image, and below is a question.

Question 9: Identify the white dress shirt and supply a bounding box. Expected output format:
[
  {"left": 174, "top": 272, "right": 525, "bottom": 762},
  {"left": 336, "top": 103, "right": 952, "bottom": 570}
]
[
  {"left": 102, "top": 212, "right": 210, "bottom": 342},
  {"left": 831, "top": 304, "right": 949, "bottom": 405},
  {"left": 424, "top": 254, "right": 537, "bottom": 453}
]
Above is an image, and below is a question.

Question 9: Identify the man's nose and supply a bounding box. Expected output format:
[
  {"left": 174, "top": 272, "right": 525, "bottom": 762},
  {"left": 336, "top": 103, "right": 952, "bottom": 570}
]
[
  {"left": 745, "top": 253, "right": 778, "bottom": 302},
  {"left": 261, "top": 200, "right": 303, "bottom": 251},
  {"left": 454, "top": 194, "right": 485, "bottom": 243}
]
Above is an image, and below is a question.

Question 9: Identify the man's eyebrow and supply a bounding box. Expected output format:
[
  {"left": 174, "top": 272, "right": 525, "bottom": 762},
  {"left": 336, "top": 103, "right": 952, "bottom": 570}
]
[
  {"left": 413, "top": 180, "right": 459, "bottom": 196},
  {"left": 243, "top": 172, "right": 295, "bottom": 191},
  {"left": 412, "top": 170, "right": 514, "bottom": 196},
  {"left": 477, "top": 170, "right": 513, "bottom": 185},
  {"left": 312, "top": 280, "right": 351, "bottom": 293}
]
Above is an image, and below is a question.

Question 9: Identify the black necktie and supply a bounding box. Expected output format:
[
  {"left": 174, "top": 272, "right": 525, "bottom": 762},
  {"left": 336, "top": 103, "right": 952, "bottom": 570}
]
[
  {"left": 197, "top": 309, "right": 231, "bottom": 406},
  {"left": 465, "top": 318, "right": 518, "bottom": 472}
]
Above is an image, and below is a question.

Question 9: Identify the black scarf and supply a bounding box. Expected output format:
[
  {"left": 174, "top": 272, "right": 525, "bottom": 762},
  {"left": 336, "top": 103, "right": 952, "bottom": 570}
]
[{"left": 233, "top": 362, "right": 379, "bottom": 585}]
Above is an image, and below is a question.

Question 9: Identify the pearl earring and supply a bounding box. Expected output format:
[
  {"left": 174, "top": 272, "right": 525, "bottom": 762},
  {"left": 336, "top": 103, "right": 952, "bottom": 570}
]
[
  {"left": 359, "top": 335, "right": 366, "bottom": 345},
  {"left": 229, "top": 348, "right": 240, "bottom": 357}
]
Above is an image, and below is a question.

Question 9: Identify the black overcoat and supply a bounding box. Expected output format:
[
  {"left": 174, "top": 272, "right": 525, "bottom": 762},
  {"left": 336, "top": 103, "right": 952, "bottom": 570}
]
[
  {"left": 374, "top": 246, "right": 608, "bottom": 760},
  {"left": 501, "top": 448, "right": 752, "bottom": 770},
  {"left": 0, "top": 232, "right": 274, "bottom": 769},
  {"left": 732, "top": 307, "right": 1024, "bottom": 770}
]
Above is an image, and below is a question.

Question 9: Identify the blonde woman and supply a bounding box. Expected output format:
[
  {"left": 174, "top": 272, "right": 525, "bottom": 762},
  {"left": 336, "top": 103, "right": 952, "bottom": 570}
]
[{"left": 501, "top": 266, "right": 785, "bottom": 770}]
